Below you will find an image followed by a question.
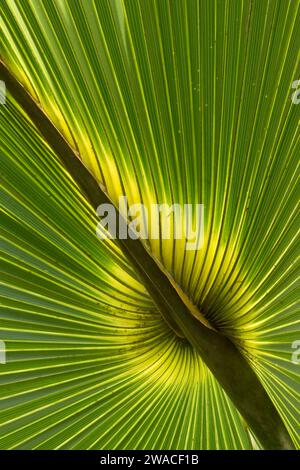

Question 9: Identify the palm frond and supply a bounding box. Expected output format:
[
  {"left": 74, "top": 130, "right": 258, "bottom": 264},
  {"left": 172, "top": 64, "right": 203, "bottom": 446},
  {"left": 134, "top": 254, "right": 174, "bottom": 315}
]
[{"left": 0, "top": 0, "right": 299, "bottom": 449}]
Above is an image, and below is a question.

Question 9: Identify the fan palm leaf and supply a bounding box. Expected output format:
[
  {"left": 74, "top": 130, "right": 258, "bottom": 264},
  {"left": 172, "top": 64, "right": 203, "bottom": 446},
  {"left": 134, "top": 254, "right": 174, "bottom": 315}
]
[{"left": 0, "top": 0, "right": 299, "bottom": 449}]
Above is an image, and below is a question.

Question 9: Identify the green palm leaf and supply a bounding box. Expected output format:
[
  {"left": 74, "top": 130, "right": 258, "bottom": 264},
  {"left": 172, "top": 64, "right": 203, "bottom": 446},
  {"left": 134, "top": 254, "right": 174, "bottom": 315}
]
[{"left": 0, "top": 0, "right": 299, "bottom": 449}]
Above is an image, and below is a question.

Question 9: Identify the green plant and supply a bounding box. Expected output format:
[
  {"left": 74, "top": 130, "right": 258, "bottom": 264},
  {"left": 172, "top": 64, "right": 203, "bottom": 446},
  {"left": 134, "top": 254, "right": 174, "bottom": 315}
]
[{"left": 0, "top": 0, "right": 299, "bottom": 450}]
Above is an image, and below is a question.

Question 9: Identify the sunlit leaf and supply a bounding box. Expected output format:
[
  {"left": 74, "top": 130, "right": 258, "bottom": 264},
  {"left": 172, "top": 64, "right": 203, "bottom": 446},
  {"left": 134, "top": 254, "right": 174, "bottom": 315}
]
[{"left": 0, "top": 0, "right": 299, "bottom": 449}]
